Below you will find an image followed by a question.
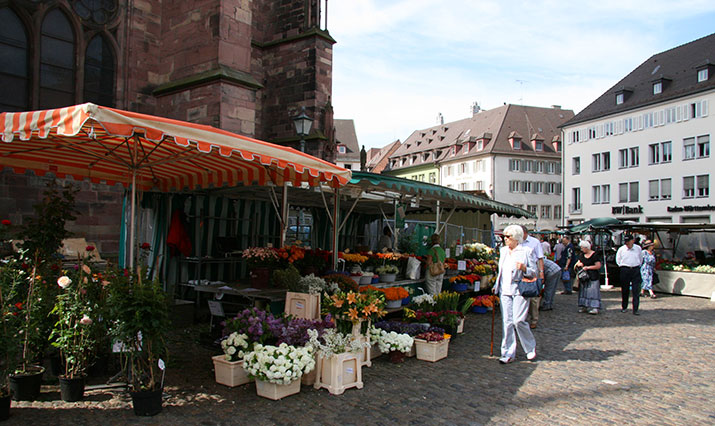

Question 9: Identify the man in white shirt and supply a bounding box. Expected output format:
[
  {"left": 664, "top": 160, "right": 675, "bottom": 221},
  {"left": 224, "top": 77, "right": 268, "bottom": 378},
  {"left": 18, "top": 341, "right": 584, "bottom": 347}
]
[
  {"left": 616, "top": 234, "right": 643, "bottom": 315},
  {"left": 521, "top": 226, "right": 544, "bottom": 329},
  {"left": 540, "top": 235, "right": 551, "bottom": 258}
]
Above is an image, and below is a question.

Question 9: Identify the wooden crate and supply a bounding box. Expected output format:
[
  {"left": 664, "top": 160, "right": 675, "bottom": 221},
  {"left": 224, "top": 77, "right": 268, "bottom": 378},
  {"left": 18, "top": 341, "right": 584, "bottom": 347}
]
[
  {"left": 414, "top": 338, "right": 450, "bottom": 362},
  {"left": 284, "top": 292, "right": 320, "bottom": 320},
  {"left": 313, "top": 352, "right": 363, "bottom": 395}
]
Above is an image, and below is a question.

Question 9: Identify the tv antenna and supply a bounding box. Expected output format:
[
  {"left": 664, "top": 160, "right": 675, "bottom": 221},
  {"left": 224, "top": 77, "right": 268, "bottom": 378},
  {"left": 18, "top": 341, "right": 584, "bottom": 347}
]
[{"left": 516, "top": 79, "right": 528, "bottom": 105}]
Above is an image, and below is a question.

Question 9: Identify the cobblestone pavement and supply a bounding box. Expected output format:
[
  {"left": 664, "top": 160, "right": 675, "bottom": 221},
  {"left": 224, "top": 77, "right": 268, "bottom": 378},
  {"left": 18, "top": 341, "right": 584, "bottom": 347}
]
[{"left": 7, "top": 289, "right": 715, "bottom": 425}]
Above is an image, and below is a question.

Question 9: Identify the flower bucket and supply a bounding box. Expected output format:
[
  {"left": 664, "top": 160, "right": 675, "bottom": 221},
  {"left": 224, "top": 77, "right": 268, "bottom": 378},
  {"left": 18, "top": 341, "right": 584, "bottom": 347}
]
[
  {"left": 359, "top": 276, "right": 373, "bottom": 285},
  {"left": 131, "top": 388, "right": 163, "bottom": 416},
  {"left": 212, "top": 355, "right": 252, "bottom": 387},
  {"left": 379, "top": 273, "right": 397, "bottom": 283},
  {"left": 401, "top": 296, "right": 411, "bottom": 305},
  {"left": 456, "top": 317, "right": 464, "bottom": 334},
  {"left": 256, "top": 379, "right": 301, "bottom": 400},
  {"left": 59, "top": 375, "right": 85, "bottom": 402},
  {"left": 414, "top": 338, "right": 450, "bottom": 362},
  {"left": 471, "top": 306, "right": 488, "bottom": 314},
  {"left": 388, "top": 350, "right": 406, "bottom": 364},
  {"left": 385, "top": 299, "right": 402, "bottom": 309},
  {"left": 9, "top": 366, "right": 44, "bottom": 401},
  {"left": 350, "top": 275, "right": 361, "bottom": 285},
  {"left": 313, "top": 352, "right": 363, "bottom": 395},
  {"left": 371, "top": 276, "right": 379, "bottom": 284},
  {"left": 452, "top": 283, "right": 469, "bottom": 292}
]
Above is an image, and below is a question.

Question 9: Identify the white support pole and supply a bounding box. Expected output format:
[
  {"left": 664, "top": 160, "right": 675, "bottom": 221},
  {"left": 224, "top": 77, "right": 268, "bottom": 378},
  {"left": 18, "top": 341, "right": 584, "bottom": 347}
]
[
  {"left": 331, "top": 188, "right": 340, "bottom": 270},
  {"left": 393, "top": 198, "right": 398, "bottom": 249},
  {"left": 129, "top": 168, "right": 136, "bottom": 269},
  {"left": 280, "top": 185, "right": 289, "bottom": 247}
]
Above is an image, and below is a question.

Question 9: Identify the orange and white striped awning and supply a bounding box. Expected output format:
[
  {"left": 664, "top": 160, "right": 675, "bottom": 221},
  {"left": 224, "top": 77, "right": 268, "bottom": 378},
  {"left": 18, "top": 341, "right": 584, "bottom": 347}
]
[{"left": 0, "top": 103, "right": 351, "bottom": 191}]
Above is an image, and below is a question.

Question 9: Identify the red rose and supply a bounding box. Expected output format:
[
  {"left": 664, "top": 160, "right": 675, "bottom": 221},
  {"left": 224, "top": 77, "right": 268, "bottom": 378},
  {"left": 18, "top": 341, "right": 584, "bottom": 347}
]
[
  {"left": 141, "top": 242, "right": 151, "bottom": 250},
  {"left": 86, "top": 245, "right": 95, "bottom": 252},
  {"left": 1, "top": 219, "right": 10, "bottom": 226},
  {"left": 14, "top": 302, "right": 23, "bottom": 310}
]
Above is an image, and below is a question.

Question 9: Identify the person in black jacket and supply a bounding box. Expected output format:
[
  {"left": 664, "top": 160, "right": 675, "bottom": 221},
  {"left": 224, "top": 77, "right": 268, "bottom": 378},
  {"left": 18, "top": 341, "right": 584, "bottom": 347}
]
[{"left": 558, "top": 236, "right": 575, "bottom": 295}]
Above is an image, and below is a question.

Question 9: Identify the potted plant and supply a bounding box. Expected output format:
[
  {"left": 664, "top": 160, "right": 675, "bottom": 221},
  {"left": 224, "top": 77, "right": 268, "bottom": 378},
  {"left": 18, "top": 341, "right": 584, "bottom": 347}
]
[
  {"left": 0, "top": 236, "right": 24, "bottom": 419},
  {"left": 380, "top": 287, "right": 409, "bottom": 309},
  {"left": 324, "top": 290, "right": 386, "bottom": 336},
  {"left": 242, "top": 247, "right": 279, "bottom": 288},
  {"left": 308, "top": 328, "right": 367, "bottom": 395},
  {"left": 107, "top": 270, "right": 169, "bottom": 416},
  {"left": 414, "top": 331, "right": 451, "bottom": 362},
  {"left": 242, "top": 343, "right": 315, "bottom": 400},
  {"left": 375, "top": 329, "right": 413, "bottom": 363},
  {"left": 49, "top": 267, "right": 101, "bottom": 402},
  {"left": 284, "top": 274, "right": 337, "bottom": 320},
  {"left": 213, "top": 332, "right": 251, "bottom": 387},
  {"left": 376, "top": 264, "right": 399, "bottom": 283}
]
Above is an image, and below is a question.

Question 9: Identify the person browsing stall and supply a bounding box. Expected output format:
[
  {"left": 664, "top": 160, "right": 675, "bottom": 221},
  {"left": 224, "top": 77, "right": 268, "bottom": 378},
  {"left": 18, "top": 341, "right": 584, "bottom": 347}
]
[
  {"left": 425, "top": 233, "right": 446, "bottom": 295},
  {"left": 493, "top": 225, "right": 538, "bottom": 364},
  {"left": 616, "top": 234, "right": 643, "bottom": 315},
  {"left": 521, "top": 226, "right": 545, "bottom": 329},
  {"left": 378, "top": 226, "right": 393, "bottom": 252}
]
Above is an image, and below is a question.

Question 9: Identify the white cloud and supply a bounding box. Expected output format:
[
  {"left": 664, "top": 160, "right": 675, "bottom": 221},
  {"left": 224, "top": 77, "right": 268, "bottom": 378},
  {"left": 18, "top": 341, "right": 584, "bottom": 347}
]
[{"left": 329, "top": 1, "right": 715, "bottom": 148}]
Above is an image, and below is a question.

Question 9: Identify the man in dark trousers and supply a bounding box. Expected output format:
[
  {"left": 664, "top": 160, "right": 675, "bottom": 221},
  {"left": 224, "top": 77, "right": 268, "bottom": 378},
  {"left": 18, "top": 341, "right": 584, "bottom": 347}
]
[
  {"left": 616, "top": 234, "right": 644, "bottom": 315},
  {"left": 558, "top": 236, "right": 575, "bottom": 294}
]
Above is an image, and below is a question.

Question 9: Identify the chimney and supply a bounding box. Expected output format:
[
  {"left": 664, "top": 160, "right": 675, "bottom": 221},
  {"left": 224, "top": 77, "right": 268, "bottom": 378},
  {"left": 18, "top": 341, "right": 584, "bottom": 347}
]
[
  {"left": 471, "top": 101, "right": 481, "bottom": 116},
  {"left": 551, "top": 105, "right": 561, "bottom": 109},
  {"left": 436, "top": 112, "right": 444, "bottom": 125}
]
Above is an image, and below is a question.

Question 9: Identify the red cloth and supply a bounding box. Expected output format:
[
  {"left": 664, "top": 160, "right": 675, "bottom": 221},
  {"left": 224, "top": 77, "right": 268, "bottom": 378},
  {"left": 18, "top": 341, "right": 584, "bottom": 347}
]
[{"left": 167, "top": 210, "right": 192, "bottom": 256}]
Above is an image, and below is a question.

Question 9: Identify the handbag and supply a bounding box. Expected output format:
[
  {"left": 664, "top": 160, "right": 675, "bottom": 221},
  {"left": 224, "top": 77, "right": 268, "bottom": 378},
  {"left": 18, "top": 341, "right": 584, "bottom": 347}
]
[
  {"left": 516, "top": 277, "right": 539, "bottom": 298},
  {"left": 561, "top": 269, "right": 571, "bottom": 281},
  {"left": 577, "top": 268, "right": 590, "bottom": 282},
  {"left": 428, "top": 247, "right": 445, "bottom": 276}
]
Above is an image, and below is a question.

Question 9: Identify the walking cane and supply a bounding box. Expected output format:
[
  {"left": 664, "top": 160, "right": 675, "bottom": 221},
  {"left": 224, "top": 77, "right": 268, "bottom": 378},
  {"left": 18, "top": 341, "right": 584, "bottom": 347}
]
[{"left": 490, "top": 304, "right": 495, "bottom": 356}]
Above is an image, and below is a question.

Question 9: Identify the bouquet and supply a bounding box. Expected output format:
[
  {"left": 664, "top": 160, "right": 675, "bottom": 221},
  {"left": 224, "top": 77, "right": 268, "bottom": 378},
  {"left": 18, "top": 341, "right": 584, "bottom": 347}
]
[
  {"left": 220, "top": 332, "right": 250, "bottom": 362},
  {"left": 323, "top": 290, "right": 386, "bottom": 324},
  {"left": 307, "top": 328, "right": 367, "bottom": 358},
  {"left": 376, "top": 265, "right": 399, "bottom": 275},
  {"left": 275, "top": 246, "right": 305, "bottom": 265},
  {"left": 242, "top": 343, "right": 315, "bottom": 384},
  {"left": 379, "top": 286, "right": 409, "bottom": 301},
  {"left": 376, "top": 330, "right": 413, "bottom": 354},
  {"left": 449, "top": 274, "right": 480, "bottom": 285},
  {"left": 242, "top": 247, "right": 279, "bottom": 269},
  {"left": 460, "top": 243, "right": 495, "bottom": 262}
]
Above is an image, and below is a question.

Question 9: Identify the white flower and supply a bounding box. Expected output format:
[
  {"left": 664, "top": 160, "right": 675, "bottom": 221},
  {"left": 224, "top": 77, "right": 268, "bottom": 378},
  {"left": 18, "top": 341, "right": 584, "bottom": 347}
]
[
  {"left": 226, "top": 346, "right": 237, "bottom": 355},
  {"left": 79, "top": 314, "right": 93, "bottom": 325},
  {"left": 57, "top": 276, "right": 72, "bottom": 289}
]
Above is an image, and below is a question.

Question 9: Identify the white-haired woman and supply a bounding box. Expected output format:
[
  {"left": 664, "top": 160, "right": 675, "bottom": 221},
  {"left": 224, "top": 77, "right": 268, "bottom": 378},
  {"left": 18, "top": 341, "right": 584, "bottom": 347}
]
[
  {"left": 493, "top": 224, "right": 538, "bottom": 364},
  {"left": 574, "top": 240, "right": 602, "bottom": 314}
]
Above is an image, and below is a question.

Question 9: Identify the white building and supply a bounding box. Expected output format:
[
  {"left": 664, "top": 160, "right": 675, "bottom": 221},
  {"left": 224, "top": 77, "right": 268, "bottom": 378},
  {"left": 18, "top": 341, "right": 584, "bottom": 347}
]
[
  {"left": 435, "top": 104, "right": 573, "bottom": 230},
  {"left": 562, "top": 33, "right": 715, "bottom": 226}
]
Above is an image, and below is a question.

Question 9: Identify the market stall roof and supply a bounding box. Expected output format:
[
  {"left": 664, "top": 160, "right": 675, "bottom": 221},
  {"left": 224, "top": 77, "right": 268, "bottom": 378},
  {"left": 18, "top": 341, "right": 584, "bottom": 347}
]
[
  {"left": 346, "top": 172, "right": 535, "bottom": 218},
  {"left": 604, "top": 222, "right": 715, "bottom": 234},
  {"left": 0, "top": 103, "right": 351, "bottom": 191},
  {"left": 565, "top": 217, "right": 623, "bottom": 233}
]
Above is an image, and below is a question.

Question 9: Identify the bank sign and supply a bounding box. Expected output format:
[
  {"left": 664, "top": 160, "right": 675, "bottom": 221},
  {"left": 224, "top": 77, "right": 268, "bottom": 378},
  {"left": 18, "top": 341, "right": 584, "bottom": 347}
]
[
  {"left": 612, "top": 205, "right": 643, "bottom": 215},
  {"left": 667, "top": 205, "right": 715, "bottom": 212}
]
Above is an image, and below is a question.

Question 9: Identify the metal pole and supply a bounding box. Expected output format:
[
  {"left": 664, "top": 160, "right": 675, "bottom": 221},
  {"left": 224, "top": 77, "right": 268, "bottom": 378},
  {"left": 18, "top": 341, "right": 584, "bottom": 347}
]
[
  {"left": 129, "top": 168, "right": 136, "bottom": 269},
  {"left": 331, "top": 188, "right": 340, "bottom": 270},
  {"left": 280, "top": 185, "right": 289, "bottom": 247}
]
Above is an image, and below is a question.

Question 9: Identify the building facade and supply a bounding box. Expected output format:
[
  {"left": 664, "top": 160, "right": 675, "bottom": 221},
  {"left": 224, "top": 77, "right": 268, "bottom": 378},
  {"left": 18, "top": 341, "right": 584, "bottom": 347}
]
[
  {"left": 388, "top": 104, "right": 573, "bottom": 231},
  {"left": 334, "top": 119, "right": 361, "bottom": 170},
  {"left": 0, "top": 0, "right": 337, "bottom": 255},
  {"left": 562, "top": 33, "right": 715, "bottom": 226}
]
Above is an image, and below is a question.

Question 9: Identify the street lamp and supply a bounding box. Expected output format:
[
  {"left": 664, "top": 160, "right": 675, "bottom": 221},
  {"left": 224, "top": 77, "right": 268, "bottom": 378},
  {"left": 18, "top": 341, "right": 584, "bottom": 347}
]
[{"left": 292, "top": 106, "right": 313, "bottom": 152}]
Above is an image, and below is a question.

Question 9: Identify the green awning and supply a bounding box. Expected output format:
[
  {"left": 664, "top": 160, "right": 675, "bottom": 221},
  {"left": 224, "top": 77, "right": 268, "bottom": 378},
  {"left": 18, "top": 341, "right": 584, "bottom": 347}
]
[
  {"left": 348, "top": 171, "right": 534, "bottom": 218},
  {"left": 567, "top": 217, "right": 623, "bottom": 233}
]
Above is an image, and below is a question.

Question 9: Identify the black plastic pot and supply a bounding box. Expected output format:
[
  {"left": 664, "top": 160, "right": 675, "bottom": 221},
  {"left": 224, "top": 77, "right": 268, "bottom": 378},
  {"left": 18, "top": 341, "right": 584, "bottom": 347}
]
[
  {"left": 0, "top": 392, "right": 10, "bottom": 422},
  {"left": 9, "top": 366, "right": 45, "bottom": 401},
  {"left": 131, "top": 388, "right": 163, "bottom": 416},
  {"left": 59, "top": 376, "right": 85, "bottom": 402}
]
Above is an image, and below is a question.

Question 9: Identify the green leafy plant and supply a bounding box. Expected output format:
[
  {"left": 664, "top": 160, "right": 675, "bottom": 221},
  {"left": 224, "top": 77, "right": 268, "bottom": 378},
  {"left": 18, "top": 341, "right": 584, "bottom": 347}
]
[
  {"left": 107, "top": 269, "right": 169, "bottom": 391},
  {"left": 0, "top": 253, "right": 25, "bottom": 397},
  {"left": 434, "top": 291, "right": 460, "bottom": 312},
  {"left": 272, "top": 264, "right": 301, "bottom": 291},
  {"left": 19, "top": 181, "right": 78, "bottom": 261}
]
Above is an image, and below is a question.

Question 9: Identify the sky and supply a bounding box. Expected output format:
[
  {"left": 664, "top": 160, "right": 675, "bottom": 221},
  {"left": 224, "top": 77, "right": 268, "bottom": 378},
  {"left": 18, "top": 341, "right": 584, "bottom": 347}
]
[{"left": 328, "top": 1, "right": 715, "bottom": 150}]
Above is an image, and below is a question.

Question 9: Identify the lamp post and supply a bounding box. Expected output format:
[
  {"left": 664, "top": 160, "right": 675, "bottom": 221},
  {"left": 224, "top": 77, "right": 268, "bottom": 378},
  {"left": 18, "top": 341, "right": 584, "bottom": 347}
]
[{"left": 292, "top": 106, "right": 313, "bottom": 152}]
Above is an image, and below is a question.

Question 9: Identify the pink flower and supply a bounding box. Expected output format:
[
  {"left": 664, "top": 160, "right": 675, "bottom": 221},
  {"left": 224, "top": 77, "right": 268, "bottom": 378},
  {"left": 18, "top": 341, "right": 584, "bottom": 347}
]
[
  {"left": 57, "top": 276, "right": 72, "bottom": 289},
  {"left": 80, "top": 315, "right": 93, "bottom": 325},
  {"left": 141, "top": 242, "right": 151, "bottom": 250},
  {"left": 85, "top": 245, "right": 95, "bottom": 252},
  {"left": 82, "top": 264, "right": 92, "bottom": 274}
]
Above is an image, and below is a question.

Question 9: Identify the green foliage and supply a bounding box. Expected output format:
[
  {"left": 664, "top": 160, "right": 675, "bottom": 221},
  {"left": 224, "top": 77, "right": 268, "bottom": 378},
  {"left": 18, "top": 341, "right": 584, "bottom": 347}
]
[
  {"left": 107, "top": 269, "right": 169, "bottom": 391},
  {"left": 272, "top": 264, "right": 301, "bottom": 291},
  {"left": 459, "top": 297, "right": 475, "bottom": 316},
  {"left": 397, "top": 231, "right": 418, "bottom": 254},
  {"left": 49, "top": 272, "right": 99, "bottom": 379},
  {"left": 0, "top": 256, "right": 25, "bottom": 394},
  {"left": 19, "top": 180, "right": 78, "bottom": 260}
]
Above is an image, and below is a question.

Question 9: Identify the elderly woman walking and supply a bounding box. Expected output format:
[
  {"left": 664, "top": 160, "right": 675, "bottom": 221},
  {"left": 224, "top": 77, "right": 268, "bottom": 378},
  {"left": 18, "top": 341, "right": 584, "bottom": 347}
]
[
  {"left": 640, "top": 240, "right": 657, "bottom": 299},
  {"left": 574, "top": 240, "right": 603, "bottom": 314},
  {"left": 493, "top": 225, "right": 538, "bottom": 364}
]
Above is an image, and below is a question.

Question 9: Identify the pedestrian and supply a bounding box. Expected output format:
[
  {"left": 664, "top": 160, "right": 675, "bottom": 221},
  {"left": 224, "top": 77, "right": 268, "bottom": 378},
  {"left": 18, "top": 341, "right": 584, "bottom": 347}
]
[
  {"left": 616, "top": 234, "right": 643, "bottom": 315},
  {"left": 493, "top": 224, "right": 538, "bottom": 364},
  {"left": 558, "top": 236, "right": 575, "bottom": 294},
  {"left": 539, "top": 258, "right": 562, "bottom": 311},
  {"left": 640, "top": 240, "right": 657, "bottom": 299},
  {"left": 425, "top": 233, "right": 446, "bottom": 294},
  {"left": 521, "top": 226, "right": 545, "bottom": 329},
  {"left": 540, "top": 234, "right": 551, "bottom": 258},
  {"left": 574, "top": 240, "right": 602, "bottom": 314},
  {"left": 553, "top": 237, "right": 565, "bottom": 264},
  {"left": 377, "top": 225, "right": 393, "bottom": 252}
]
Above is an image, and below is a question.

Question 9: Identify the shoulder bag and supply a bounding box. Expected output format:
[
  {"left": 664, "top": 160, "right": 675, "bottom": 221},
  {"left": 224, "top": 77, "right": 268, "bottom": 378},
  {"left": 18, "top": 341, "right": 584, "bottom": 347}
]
[
  {"left": 577, "top": 268, "right": 590, "bottom": 282},
  {"left": 516, "top": 276, "right": 539, "bottom": 298},
  {"left": 428, "top": 248, "right": 445, "bottom": 276}
]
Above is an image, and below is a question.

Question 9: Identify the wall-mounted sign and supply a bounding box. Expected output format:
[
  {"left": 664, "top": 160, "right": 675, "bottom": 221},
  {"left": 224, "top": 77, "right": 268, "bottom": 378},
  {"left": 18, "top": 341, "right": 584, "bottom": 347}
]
[
  {"left": 667, "top": 205, "right": 715, "bottom": 212},
  {"left": 612, "top": 205, "right": 643, "bottom": 215}
]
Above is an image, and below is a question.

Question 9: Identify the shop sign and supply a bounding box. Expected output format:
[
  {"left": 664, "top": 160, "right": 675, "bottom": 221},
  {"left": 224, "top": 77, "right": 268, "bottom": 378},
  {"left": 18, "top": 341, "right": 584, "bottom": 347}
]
[
  {"left": 667, "top": 205, "right": 715, "bottom": 212},
  {"left": 611, "top": 205, "right": 643, "bottom": 215}
]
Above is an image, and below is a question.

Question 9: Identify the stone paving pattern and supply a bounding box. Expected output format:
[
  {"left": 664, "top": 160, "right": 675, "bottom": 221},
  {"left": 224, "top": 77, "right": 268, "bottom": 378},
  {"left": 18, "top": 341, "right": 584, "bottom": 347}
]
[{"left": 7, "top": 289, "right": 715, "bottom": 425}]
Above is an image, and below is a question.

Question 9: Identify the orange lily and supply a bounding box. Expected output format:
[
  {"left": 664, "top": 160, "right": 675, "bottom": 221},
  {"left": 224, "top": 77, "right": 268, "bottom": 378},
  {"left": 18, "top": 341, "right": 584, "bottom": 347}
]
[
  {"left": 346, "top": 292, "right": 357, "bottom": 304},
  {"left": 331, "top": 294, "right": 344, "bottom": 308},
  {"left": 348, "top": 307, "right": 359, "bottom": 320}
]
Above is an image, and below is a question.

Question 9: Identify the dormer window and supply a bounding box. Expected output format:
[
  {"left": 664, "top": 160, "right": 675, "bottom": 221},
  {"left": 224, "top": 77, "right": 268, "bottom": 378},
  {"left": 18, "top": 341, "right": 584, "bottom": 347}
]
[
  {"left": 535, "top": 140, "right": 543, "bottom": 151},
  {"left": 615, "top": 87, "right": 633, "bottom": 105},
  {"left": 477, "top": 140, "right": 484, "bottom": 150},
  {"left": 411, "top": 155, "right": 417, "bottom": 164},
  {"left": 423, "top": 152, "right": 429, "bottom": 161},
  {"left": 653, "top": 81, "right": 662, "bottom": 95},
  {"left": 698, "top": 68, "right": 709, "bottom": 82},
  {"left": 451, "top": 146, "right": 457, "bottom": 156},
  {"left": 337, "top": 145, "right": 346, "bottom": 154},
  {"left": 616, "top": 93, "right": 624, "bottom": 105},
  {"left": 513, "top": 140, "right": 521, "bottom": 150}
]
